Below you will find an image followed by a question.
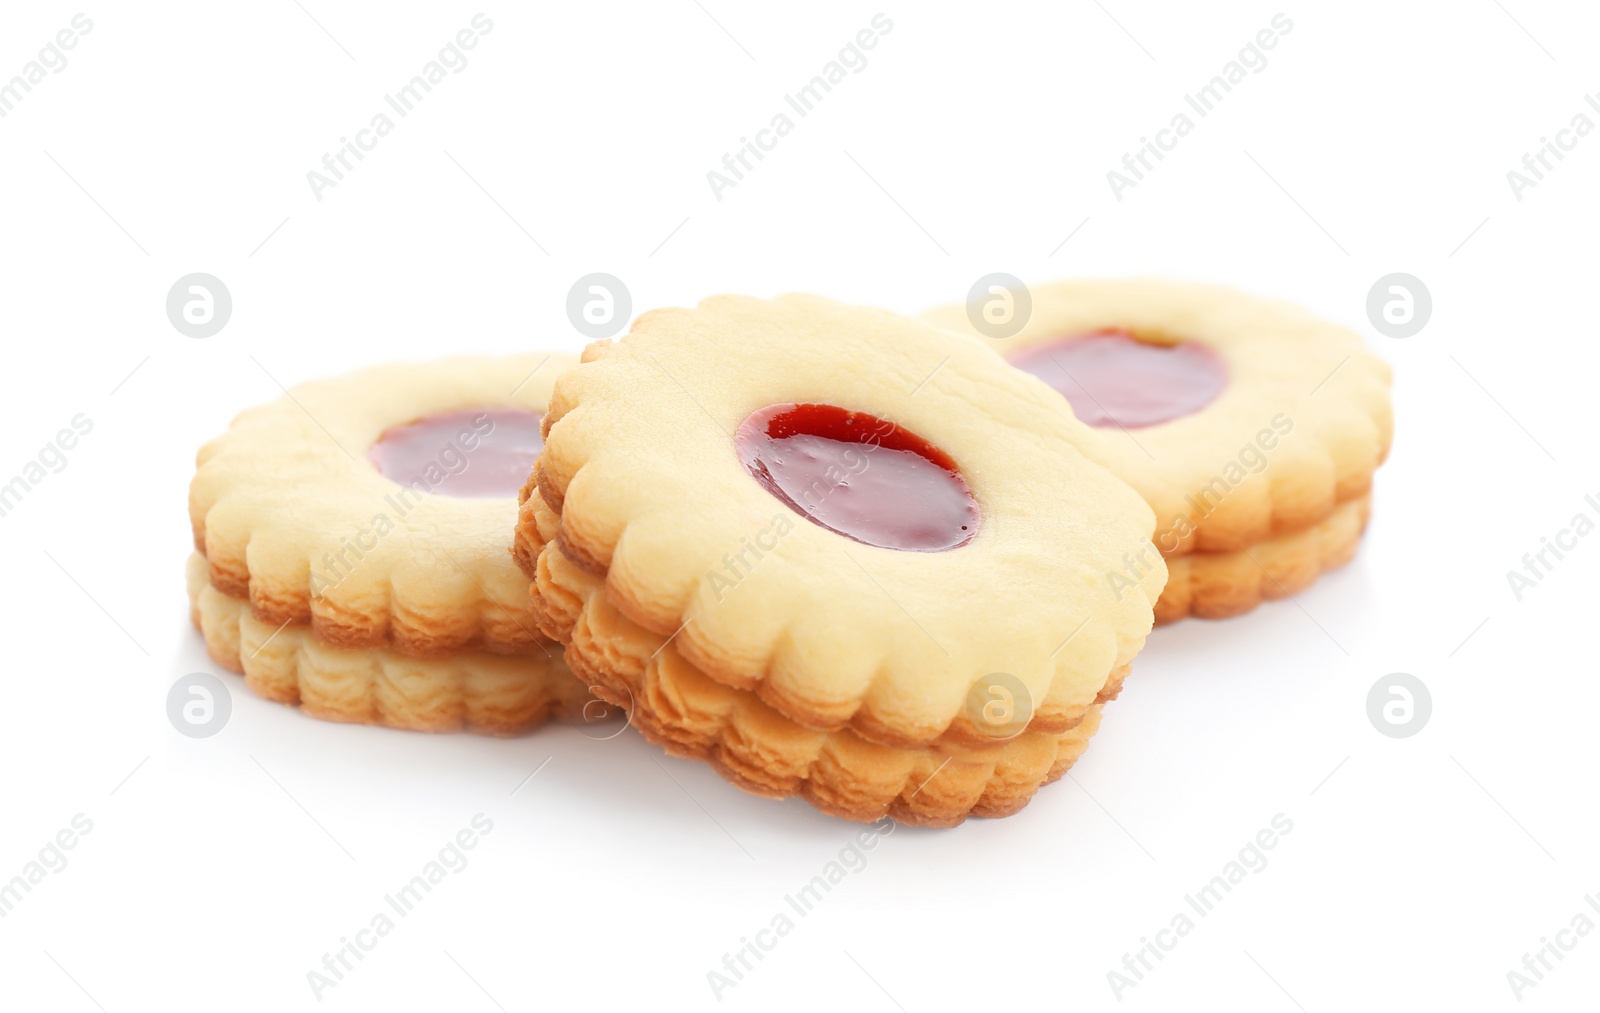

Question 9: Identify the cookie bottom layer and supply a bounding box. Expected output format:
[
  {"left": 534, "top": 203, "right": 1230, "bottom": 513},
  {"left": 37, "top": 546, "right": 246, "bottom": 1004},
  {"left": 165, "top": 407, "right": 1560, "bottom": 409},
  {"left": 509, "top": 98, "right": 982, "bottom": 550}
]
[
  {"left": 187, "top": 554, "right": 592, "bottom": 735},
  {"left": 523, "top": 528, "right": 1125, "bottom": 828},
  {"left": 1154, "top": 494, "right": 1371, "bottom": 625}
]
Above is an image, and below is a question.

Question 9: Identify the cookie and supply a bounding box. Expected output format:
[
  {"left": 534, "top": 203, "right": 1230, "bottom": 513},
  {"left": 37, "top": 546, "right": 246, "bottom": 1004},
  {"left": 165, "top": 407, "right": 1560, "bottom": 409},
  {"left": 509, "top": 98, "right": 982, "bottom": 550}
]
[
  {"left": 188, "top": 353, "right": 596, "bottom": 733},
  {"left": 514, "top": 294, "right": 1166, "bottom": 825},
  {"left": 190, "top": 353, "right": 576, "bottom": 655},
  {"left": 924, "top": 279, "right": 1391, "bottom": 619},
  {"left": 188, "top": 554, "right": 591, "bottom": 734}
]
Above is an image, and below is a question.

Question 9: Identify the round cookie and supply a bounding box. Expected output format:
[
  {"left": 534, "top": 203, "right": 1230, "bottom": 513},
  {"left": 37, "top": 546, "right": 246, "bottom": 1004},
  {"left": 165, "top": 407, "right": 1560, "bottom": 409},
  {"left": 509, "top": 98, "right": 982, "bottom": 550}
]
[
  {"left": 188, "top": 353, "right": 594, "bottom": 734},
  {"left": 924, "top": 279, "right": 1392, "bottom": 619},
  {"left": 514, "top": 294, "right": 1167, "bottom": 826}
]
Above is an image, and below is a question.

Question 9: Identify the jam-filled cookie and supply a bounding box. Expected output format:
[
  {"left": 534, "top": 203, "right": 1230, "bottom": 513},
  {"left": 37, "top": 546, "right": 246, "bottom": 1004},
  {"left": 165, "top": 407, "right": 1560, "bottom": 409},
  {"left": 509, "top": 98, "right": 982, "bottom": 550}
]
[
  {"left": 187, "top": 354, "right": 593, "bottom": 734},
  {"left": 513, "top": 294, "right": 1166, "bottom": 825},
  {"left": 924, "top": 279, "right": 1392, "bottom": 623}
]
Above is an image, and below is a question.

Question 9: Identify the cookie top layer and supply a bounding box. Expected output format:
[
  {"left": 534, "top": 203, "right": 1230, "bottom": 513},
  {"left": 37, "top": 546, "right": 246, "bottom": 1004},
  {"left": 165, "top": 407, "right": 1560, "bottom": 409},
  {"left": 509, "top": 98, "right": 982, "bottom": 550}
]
[
  {"left": 923, "top": 279, "right": 1393, "bottom": 555},
  {"left": 190, "top": 353, "right": 575, "bottom": 656},
  {"left": 529, "top": 294, "right": 1165, "bottom": 747}
]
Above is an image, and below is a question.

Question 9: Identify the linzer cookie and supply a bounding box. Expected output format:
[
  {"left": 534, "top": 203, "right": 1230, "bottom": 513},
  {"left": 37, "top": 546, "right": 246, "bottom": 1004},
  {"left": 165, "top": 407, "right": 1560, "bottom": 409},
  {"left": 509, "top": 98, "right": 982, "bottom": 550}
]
[
  {"left": 513, "top": 294, "right": 1166, "bottom": 825},
  {"left": 924, "top": 279, "right": 1392, "bottom": 622},
  {"left": 187, "top": 354, "right": 593, "bottom": 734}
]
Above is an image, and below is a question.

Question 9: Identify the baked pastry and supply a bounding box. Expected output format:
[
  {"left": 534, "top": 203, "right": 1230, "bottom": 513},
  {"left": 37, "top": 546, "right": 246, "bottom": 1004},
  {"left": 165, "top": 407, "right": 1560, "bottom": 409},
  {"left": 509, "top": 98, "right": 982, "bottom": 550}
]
[
  {"left": 187, "top": 353, "right": 594, "bottom": 734},
  {"left": 514, "top": 294, "right": 1166, "bottom": 825},
  {"left": 924, "top": 279, "right": 1392, "bottom": 622}
]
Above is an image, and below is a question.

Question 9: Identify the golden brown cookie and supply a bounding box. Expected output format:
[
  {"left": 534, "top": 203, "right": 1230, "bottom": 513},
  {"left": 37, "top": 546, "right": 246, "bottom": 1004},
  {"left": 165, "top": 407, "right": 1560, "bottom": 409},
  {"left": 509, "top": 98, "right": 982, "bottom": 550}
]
[
  {"left": 924, "top": 279, "right": 1391, "bottom": 553},
  {"left": 924, "top": 278, "right": 1391, "bottom": 619},
  {"left": 515, "top": 294, "right": 1166, "bottom": 825},
  {"left": 187, "top": 353, "right": 597, "bottom": 734},
  {"left": 190, "top": 353, "right": 576, "bottom": 656}
]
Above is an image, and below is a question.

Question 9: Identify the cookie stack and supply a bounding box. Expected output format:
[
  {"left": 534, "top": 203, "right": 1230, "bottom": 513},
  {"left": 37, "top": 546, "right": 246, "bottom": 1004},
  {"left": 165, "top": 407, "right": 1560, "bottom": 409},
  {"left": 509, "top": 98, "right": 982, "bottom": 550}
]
[
  {"left": 187, "top": 355, "right": 591, "bottom": 734},
  {"left": 186, "top": 281, "right": 1392, "bottom": 825},
  {"left": 511, "top": 295, "right": 1164, "bottom": 826},
  {"left": 924, "top": 279, "right": 1393, "bottom": 623}
]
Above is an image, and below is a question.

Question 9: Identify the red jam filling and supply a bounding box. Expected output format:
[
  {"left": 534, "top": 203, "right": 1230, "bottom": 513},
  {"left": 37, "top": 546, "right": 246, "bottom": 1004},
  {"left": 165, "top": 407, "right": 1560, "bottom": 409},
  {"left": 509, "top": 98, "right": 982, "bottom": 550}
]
[
  {"left": 369, "top": 407, "right": 542, "bottom": 498},
  {"left": 734, "top": 403, "right": 979, "bottom": 552},
  {"left": 1008, "top": 331, "right": 1228, "bottom": 428}
]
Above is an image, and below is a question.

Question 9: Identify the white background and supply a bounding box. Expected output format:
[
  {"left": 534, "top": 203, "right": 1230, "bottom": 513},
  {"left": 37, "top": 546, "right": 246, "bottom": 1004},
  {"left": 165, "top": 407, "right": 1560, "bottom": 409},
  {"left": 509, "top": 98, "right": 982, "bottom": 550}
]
[{"left": 1, "top": 1, "right": 1596, "bottom": 1010}]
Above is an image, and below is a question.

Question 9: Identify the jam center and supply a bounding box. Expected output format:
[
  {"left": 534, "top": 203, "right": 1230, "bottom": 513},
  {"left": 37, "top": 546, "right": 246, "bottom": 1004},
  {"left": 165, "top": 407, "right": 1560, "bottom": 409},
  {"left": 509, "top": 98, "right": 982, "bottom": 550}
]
[
  {"left": 369, "top": 407, "right": 542, "bottom": 499},
  {"left": 1009, "top": 331, "right": 1228, "bottom": 428},
  {"left": 734, "top": 404, "right": 979, "bottom": 552}
]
